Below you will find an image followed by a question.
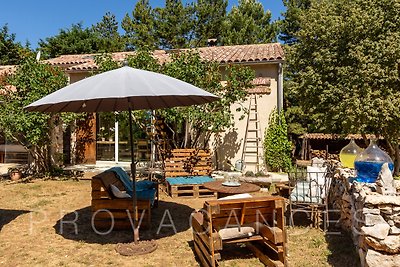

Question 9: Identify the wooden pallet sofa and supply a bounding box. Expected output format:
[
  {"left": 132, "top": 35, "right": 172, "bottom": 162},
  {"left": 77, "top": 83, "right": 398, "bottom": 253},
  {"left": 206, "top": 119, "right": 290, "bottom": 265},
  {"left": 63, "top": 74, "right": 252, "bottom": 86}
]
[
  {"left": 191, "top": 196, "right": 287, "bottom": 267},
  {"left": 164, "top": 149, "right": 216, "bottom": 198},
  {"left": 91, "top": 169, "right": 156, "bottom": 230}
]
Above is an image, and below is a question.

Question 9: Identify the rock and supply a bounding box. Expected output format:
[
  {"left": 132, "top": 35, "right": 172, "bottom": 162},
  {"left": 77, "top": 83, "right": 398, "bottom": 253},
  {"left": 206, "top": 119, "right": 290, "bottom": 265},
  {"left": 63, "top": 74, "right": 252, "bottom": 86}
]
[
  {"left": 379, "top": 204, "right": 394, "bottom": 214},
  {"left": 365, "top": 236, "right": 400, "bottom": 254},
  {"left": 390, "top": 226, "right": 400, "bottom": 235},
  {"left": 361, "top": 223, "right": 390, "bottom": 240},
  {"left": 393, "top": 180, "right": 400, "bottom": 191},
  {"left": 365, "top": 214, "right": 387, "bottom": 226},
  {"left": 365, "top": 195, "right": 400, "bottom": 206},
  {"left": 376, "top": 163, "right": 396, "bottom": 195},
  {"left": 365, "top": 249, "right": 400, "bottom": 267},
  {"left": 363, "top": 208, "right": 381, "bottom": 215},
  {"left": 388, "top": 220, "right": 395, "bottom": 227},
  {"left": 342, "top": 193, "right": 351, "bottom": 203}
]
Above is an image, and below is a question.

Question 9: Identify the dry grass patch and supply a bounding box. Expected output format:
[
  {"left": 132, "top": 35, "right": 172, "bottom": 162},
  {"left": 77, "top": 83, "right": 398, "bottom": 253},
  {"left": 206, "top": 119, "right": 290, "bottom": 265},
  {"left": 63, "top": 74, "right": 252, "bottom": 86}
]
[{"left": 0, "top": 179, "right": 358, "bottom": 266}]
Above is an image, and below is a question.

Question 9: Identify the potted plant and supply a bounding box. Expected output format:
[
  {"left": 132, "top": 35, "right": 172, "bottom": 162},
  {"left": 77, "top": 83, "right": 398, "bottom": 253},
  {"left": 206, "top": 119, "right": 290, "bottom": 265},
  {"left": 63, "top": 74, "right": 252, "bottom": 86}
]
[{"left": 8, "top": 167, "right": 22, "bottom": 181}]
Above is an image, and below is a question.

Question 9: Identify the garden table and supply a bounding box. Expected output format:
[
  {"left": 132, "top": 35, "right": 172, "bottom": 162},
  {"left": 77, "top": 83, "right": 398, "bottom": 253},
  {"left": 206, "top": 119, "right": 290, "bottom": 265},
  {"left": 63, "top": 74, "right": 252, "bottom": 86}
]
[{"left": 203, "top": 180, "right": 260, "bottom": 198}]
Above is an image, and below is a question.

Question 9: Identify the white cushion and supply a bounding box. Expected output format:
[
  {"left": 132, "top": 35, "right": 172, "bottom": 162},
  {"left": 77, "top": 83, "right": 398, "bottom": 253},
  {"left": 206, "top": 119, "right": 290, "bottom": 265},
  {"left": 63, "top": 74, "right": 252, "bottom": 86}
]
[
  {"left": 110, "top": 184, "right": 130, "bottom": 198},
  {"left": 218, "top": 193, "right": 253, "bottom": 200},
  {"left": 218, "top": 226, "right": 255, "bottom": 240}
]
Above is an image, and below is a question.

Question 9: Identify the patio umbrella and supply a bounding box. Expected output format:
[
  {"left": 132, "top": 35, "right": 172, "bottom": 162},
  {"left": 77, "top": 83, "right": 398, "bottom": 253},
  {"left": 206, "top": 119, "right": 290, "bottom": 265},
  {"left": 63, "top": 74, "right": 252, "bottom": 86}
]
[{"left": 25, "top": 66, "right": 219, "bottom": 250}]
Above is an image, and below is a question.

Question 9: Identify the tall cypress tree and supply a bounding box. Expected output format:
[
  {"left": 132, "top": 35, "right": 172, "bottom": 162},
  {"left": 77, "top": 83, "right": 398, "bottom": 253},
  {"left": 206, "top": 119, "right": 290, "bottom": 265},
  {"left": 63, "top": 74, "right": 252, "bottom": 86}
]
[{"left": 122, "top": 0, "right": 157, "bottom": 50}]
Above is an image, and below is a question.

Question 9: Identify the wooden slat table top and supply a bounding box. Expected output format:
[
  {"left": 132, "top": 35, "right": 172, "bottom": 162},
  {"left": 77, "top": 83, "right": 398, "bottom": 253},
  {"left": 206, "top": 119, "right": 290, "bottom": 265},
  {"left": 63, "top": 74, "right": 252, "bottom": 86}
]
[{"left": 203, "top": 180, "right": 260, "bottom": 195}]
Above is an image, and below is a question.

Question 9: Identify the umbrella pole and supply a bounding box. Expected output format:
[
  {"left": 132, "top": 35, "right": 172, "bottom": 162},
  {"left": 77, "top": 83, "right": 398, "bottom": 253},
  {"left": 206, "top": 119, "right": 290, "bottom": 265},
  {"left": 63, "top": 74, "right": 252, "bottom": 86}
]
[{"left": 128, "top": 108, "right": 139, "bottom": 244}]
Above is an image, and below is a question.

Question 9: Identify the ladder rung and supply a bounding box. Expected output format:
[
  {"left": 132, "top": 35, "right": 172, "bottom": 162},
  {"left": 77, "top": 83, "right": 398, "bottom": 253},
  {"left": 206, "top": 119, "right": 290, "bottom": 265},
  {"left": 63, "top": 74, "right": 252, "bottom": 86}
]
[{"left": 247, "top": 130, "right": 258, "bottom": 132}]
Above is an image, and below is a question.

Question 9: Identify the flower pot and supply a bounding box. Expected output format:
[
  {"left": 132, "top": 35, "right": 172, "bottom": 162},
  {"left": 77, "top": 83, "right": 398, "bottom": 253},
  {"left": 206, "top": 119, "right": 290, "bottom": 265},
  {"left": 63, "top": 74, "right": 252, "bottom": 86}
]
[{"left": 10, "top": 170, "right": 22, "bottom": 181}]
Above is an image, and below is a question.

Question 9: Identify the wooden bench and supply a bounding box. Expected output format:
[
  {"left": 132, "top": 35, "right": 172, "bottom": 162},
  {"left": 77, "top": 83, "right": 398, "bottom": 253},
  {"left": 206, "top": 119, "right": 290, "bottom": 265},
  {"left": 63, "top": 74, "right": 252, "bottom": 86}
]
[
  {"left": 91, "top": 171, "right": 152, "bottom": 230},
  {"left": 191, "top": 196, "right": 287, "bottom": 267},
  {"left": 164, "top": 149, "right": 216, "bottom": 198}
]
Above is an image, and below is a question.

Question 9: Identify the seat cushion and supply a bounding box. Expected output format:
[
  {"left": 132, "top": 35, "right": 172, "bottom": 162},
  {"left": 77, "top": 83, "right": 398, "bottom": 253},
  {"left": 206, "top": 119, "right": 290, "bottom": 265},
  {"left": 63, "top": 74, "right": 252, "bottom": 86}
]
[
  {"left": 110, "top": 184, "right": 131, "bottom": 198},
  {"left": 166, "top": 176, "right": 213, "bottom": 185},
  {"left": 218, "top": 226, "right": 255, "bottom": 240}
]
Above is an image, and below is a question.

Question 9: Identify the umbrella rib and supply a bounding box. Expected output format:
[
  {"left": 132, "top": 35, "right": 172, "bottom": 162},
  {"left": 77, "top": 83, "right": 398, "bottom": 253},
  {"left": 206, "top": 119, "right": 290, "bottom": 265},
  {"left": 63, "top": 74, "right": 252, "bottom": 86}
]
[
  {"left": 145, "top": 97, "right": 153, "bottom": 110},
  {"left": 158, "top": 95, "right": 171, "bottom": 109},
  {"left": 95, "top": 99, "right": 103, "bottom": 113}
]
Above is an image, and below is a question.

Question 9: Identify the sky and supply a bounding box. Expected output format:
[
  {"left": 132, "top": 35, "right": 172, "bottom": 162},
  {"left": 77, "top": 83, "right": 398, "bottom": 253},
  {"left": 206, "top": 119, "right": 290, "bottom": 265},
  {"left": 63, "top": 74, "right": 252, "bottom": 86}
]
[{"left": 1, "top": 0, "right": 285, "bottom": 49}]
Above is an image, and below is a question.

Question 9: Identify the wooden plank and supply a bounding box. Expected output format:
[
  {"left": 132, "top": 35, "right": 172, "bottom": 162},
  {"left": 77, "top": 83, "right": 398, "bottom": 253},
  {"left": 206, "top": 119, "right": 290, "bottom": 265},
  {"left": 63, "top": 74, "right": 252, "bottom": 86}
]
[
  {"left": 258, "top": 225, "right": 284, "bottom": 244},
  {"left": 92, "top": 199, "right": 150, "bottom": 210},
  {"left": 246, "top": 242, "right": 284, "bottom": 267},
  {"left": 194, "top": 234, "right": 214, "bottom": 267},
  {"left": 91, "top": 191, "right": 110, "bottom": 199},
  {"left": 211, "top": 215, "right": 273, "bottom": 229},
  {"left": 194, "top": 241, "right": 213, "bottom": 267}
]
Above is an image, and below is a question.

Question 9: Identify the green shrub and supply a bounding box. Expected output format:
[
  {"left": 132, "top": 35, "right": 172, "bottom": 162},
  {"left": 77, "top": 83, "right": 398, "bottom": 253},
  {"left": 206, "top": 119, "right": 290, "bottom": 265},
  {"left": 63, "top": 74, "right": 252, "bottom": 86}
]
[{"left": 264, "top": 109, "right": 292, "bottom": 172}]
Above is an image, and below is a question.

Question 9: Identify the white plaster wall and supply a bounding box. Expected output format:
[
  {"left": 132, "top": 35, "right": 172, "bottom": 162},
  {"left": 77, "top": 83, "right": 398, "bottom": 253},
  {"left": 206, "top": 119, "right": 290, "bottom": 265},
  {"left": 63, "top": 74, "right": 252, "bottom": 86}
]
[{"left": 210, "top": 63, "right": 279, "bottom": 173}]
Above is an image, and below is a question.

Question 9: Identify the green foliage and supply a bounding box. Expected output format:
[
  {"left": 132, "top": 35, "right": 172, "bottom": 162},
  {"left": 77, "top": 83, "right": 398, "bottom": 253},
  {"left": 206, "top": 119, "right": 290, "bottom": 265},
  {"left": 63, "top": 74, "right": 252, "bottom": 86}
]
[
  {"left": 38, "top": 23, "right": 103, "bottom": 59},
  {"left": 264, "top": 109, "right": 292, "bottom": 172},
  {"left": 193, "top": 0, "right": 227, "bottom": 46},
  {"left": 154, "top": 0, "right": 194, "bottom": 49},
  {"left": 279, "top": 0, "right": 311, "bottom": 45},
  {"left": 0, "top": 24, "right": 32, "bottom": 65},
  {"left": 92, "top": 12, "right": 125, "bottom": 52},
  {"left": 287, "top": 0, "right": 400, "bottom": 173},
  {"left": 94, "top": 50, "right": 254, "bottom": 149},
  {"left": 122, "top": 0, "right": 157, "bottom": 50},
  {"left": 221, "top": 0, "right": 277, "bottom": 45},
  {"left": 0, "top": 56, "right": 68, "bottom": 173}
]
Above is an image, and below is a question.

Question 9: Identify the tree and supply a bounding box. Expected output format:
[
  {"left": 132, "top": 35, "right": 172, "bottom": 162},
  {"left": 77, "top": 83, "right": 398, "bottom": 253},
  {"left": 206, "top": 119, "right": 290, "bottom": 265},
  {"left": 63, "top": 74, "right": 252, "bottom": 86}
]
[
  {"left": 288, "top": 0, "right": 400, "bottom": 173},
  {"left": 264, "top": 109, "right": 292, "bottom": 172},
  {"left": 0, "top": 24, "right": 32, "bottom": 65},
  {"left": 92, "top": 12, "right": 125, "bottom": 52},
  {"left": 122, "top": 0, "right": 157, "bottom": 50},
  {"left": 0, "top": 57, "right": 68, "bottom": 173},
  {"left": 279, "top": 0, "right": 315, "bottom": 138},
  {"left": 193, "top": 0, "right": 227, "bottom": 47},
  {"left": 220, "top": 0, "right": 277, "bottom": 45},
  {"left": 38, "top": 23, "right": 102, "bottom": 58},
  {"left": 161, "top": 51, "right": 254, "bottom": 148},
  {"left": 154, "top": 0, "right": 194, "bottom": 49},
  {"left": 279, "top": 0, "right": 311, "bottom": 45},
  {"left": 94, "top": 50, "right": 255, "bottom": 149}
]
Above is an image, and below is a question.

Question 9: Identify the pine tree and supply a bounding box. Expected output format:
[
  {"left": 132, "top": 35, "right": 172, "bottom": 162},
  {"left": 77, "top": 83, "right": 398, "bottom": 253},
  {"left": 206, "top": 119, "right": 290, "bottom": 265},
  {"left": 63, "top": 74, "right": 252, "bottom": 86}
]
[
  {"left": 154, "top": 0, "right": 194, "bottom": 49},
  {"left": 279, "top": 0, "right": 311, "bottom": 45},
  {"left": 193, "top": 0, "right": 227, "bottom": 47},
  {"left": 0, "top": 24, "right": 32, "bottom": 65},
  {"left": 122, "top": 0, "right": 157, "bottom": 50},
  {"left": 92, "top": 12, "right": 125, "bottom": 52},
  {"left": 221, "top": 0, "right": 277, "bottom": 45}
]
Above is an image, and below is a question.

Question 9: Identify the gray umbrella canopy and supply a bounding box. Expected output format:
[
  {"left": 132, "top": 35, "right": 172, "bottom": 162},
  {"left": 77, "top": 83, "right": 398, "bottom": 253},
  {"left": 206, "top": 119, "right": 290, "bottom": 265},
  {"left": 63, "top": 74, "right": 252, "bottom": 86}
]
[
  {"left": 25, "top": 66, "right": 219, "bottom": 112},
  {"left": 25, "top": 65, "right": 219, "bottom": 245}
]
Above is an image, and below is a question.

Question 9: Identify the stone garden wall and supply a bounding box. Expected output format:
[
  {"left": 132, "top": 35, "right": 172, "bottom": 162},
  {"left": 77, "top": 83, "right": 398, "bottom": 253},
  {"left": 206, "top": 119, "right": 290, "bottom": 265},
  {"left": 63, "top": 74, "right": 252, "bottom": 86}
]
[{"left": 330, "top": 168, "right": 400, "bottom": 267}]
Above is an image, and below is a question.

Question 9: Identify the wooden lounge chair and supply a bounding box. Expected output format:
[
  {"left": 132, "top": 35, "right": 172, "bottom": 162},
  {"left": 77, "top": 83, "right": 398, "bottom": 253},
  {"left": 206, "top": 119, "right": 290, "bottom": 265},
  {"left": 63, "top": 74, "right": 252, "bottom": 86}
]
[
  {"left": 164, "top": 149, "right": 216, "bottom": 198},
  {"left": 91, "top": 170, "right": 154, "bottom": 230},
  {"left": 191, "top": 196, "right": 287, "bottom": 267}
]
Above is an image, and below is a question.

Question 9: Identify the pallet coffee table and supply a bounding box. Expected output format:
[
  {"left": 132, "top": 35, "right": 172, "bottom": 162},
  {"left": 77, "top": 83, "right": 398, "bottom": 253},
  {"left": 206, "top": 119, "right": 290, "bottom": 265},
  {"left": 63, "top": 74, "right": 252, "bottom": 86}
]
[{"left": 203, "top": 180, "right": 260, "bottom": 198}]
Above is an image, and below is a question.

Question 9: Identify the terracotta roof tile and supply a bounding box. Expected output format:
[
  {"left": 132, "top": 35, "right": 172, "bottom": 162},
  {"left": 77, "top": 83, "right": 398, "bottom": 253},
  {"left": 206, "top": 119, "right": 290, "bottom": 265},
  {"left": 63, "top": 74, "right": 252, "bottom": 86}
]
[{"left": 46, "top": 43, "right": 284, "bottom": 72}]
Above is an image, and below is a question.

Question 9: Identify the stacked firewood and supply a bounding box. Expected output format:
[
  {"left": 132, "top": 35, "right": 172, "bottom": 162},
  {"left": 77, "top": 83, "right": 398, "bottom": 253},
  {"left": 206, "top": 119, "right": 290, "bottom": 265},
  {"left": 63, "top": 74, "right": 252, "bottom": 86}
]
[{"left": 310, "top": 149, "right": 339, "bottom": 160}]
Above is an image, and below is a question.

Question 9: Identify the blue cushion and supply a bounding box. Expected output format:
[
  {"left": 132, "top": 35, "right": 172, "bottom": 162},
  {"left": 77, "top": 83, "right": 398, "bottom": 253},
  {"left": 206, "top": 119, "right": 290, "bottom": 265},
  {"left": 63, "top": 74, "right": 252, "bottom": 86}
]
[{"left": 166, "top": 176, "right": 213, "bottom": 185}]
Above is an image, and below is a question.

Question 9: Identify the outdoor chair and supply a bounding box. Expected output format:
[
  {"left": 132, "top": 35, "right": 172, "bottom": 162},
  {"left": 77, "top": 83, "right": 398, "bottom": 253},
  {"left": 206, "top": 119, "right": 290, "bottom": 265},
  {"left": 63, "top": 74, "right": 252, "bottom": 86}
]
[
  {"left": 287, "top": 165, "right": 332, "bottom": 230},
  {"left": 91, "top": 168, "right": 157, "bottom": 230},
  {"left": 191, "top": 196, "right": 287, "bottom": 267},
  {"left": 163, "top": 149, "right": 216, "bottom": 198}
]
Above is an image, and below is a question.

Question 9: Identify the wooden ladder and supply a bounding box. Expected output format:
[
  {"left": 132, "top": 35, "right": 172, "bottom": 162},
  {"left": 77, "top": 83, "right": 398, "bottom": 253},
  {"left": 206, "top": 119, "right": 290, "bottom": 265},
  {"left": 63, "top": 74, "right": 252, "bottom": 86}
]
[{"left": 241, "top": 94, "right": 263, "bottom": 173}]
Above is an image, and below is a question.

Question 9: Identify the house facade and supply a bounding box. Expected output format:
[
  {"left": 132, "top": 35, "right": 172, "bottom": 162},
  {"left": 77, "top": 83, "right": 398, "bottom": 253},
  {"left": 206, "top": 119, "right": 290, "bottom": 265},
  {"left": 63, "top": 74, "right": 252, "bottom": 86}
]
[{"left": 1, "top": 43, "right": 284, "bottom": 172}]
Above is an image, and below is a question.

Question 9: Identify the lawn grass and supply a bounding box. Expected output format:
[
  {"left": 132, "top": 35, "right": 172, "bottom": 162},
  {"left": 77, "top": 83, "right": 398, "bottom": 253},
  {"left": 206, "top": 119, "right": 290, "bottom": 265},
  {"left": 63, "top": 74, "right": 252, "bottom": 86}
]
[{"left": 0, "top": 179, "right": 359, "bottom": 266}]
